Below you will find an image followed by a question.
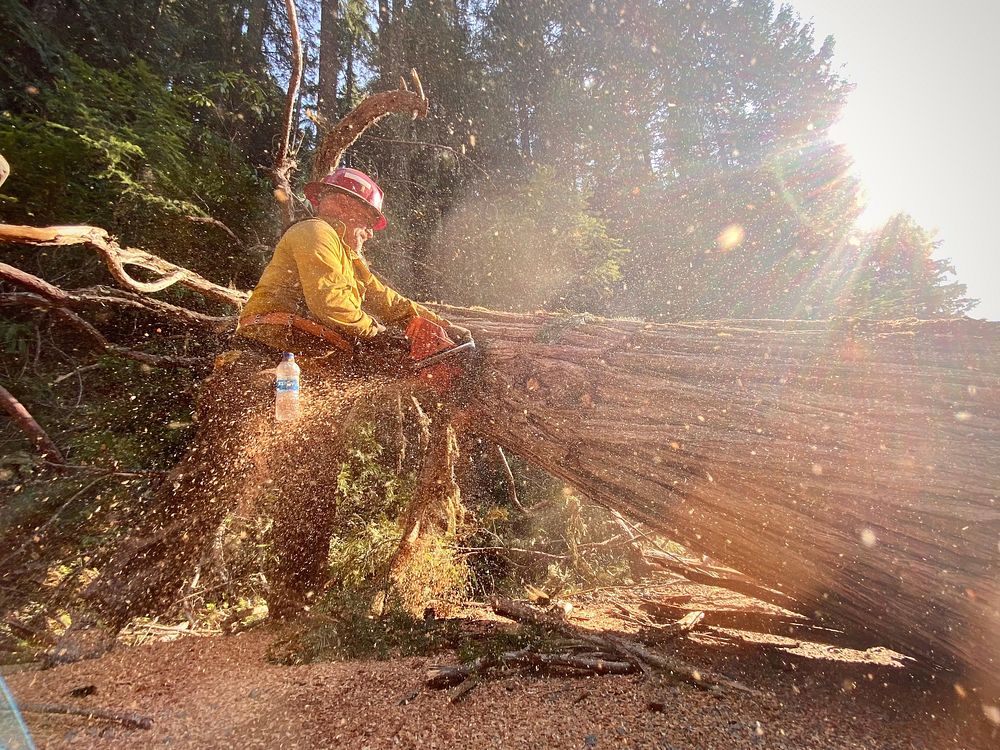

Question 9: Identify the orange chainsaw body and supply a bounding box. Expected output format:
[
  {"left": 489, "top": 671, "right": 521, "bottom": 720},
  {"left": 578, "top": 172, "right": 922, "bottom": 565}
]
[{"left": 404, "top": 317, "right": 473, "bottom": 392}]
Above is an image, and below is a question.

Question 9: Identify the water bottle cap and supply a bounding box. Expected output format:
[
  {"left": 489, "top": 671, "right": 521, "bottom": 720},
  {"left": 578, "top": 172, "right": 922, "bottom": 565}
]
[{"left": 282, "top": 352, "right": 295, "bottom": 361}]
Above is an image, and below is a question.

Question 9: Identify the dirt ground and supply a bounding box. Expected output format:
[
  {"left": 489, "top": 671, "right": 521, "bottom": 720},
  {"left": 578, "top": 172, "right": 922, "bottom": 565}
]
[{"left": 4, "top": 585, "right": 997, "bottom": 750}]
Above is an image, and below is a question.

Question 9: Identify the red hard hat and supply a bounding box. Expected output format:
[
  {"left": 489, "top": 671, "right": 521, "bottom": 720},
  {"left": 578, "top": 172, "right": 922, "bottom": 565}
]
[{"left": 304, "top": 167, "right": 388, "bottom": 230}]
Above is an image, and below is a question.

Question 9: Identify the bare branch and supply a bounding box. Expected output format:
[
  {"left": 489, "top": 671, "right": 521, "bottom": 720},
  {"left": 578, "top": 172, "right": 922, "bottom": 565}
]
[
  {"left": 20, "top": 703, "right": 152, "bottom": 731},
  {"left": 312, "top": 69, "right": 429, "bottom": 177},
  {"left": 184, "top": 215, "right": 243, "bottom": 247},
  {"left": 46, "top": 307, "right": 205, "bottom": 369},
  {"left": 273, "top": 0, "right": 304, "bottom": 227},
  {"left": 495, "top": 445, "right": 524, "bottom": 512},
  {"left": 491, "top": 598, "right": 757, "bottom": 695},
  {"left": 0, "top": 224, "right": 247, "bottom": 308},
  {"left": 0, "top": 263, "right": 235, "bottom": 332},
  {"left": 0, "top": 383, "right": 65, "bottom": 464}
]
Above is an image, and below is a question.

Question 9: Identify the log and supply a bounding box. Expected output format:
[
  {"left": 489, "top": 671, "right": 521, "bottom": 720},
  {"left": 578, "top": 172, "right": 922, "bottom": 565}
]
[
  {"left": 441, "top": 309, "right": 1000, "bottom": 697},
  {"left": 8, "top": 218, "right": 995, "bottom": 699},
  {"left": 0, "top": 383, "right": 65, "bottom": 463}
]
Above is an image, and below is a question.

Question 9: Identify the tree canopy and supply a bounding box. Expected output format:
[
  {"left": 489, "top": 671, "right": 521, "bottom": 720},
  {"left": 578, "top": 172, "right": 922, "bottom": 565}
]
[{"left": 0, "top": 0, "right": 976, "bottom": 317}]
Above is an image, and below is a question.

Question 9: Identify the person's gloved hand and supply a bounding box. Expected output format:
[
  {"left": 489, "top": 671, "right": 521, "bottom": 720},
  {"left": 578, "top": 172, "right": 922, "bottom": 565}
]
[
  {"left": 358, "top": 324, "right": 409, "bottom": 356},
  {"left": 445, "top": 323, "right": 474, "bottom": 344}
]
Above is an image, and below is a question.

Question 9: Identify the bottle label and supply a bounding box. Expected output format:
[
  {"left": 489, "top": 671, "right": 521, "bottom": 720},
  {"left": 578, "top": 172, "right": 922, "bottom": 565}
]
[{"left": 276, "top": 378, "right": 299, "bottom": 393}]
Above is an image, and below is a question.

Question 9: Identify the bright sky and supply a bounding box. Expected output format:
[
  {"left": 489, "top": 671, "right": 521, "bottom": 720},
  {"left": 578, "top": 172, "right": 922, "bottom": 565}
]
[{"left": 790, "top": 0, "right": 1000, "bottom": 320}]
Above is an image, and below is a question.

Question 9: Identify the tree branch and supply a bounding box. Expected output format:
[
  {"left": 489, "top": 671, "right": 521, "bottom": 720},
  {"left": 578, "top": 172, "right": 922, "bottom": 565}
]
[
  {"left": 491, "top": 598, "right": 757, "bottom": 695},
  {"left": 311, "top": 69, "right": 429, "bottom": 177},
  {"left": 0, "top": 224, "right": 247, "bottom": 308},
  {"left": 0, "top": 263, "right": 235, "bottom": 332},
  {"left": 0, "top": 383, "right": 65, "bottom": 464},
  {"left": 274, "top": 0, "right": 304, "bottom": 227},
  {"left": 20, "top": 703, "right": 152, "bottom": 731},
  {"left": 45, "top": 306, "right": 205, "bottom": 369},
  {"left": 184, "top": 215, "right": 243, "bottom": 247},
  {"left": 495, "top": 445, "right": 525, "bottom": 512}
]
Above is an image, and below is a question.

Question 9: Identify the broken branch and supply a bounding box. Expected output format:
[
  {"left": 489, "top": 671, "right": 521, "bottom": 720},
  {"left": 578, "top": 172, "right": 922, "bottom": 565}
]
[
  {"left": 496, "top": 445, "right": 525, "bottom": 512},
  {"left": 426, "top": 648, "right": 638, "bottom": 691},
  {"left": 312, "top": 69, "right": 429, "bottom": 177},
  {"left": 19, "top": 703, "right": 152, "bottom": 730},
  {"left": 0, "top": 383, "right": 65, "bottom": 464},
  {"left": 184, "top": 215, "right": 243, "bottom": 246},
  {"left": 0, "top": 224, "right": 247, "bottom": 308},
  {"left": 42, "top": 306, "right": 205, "bottom": 369},
  {"left": 490, "top": 598, "right": 756, "bottom": 695}
]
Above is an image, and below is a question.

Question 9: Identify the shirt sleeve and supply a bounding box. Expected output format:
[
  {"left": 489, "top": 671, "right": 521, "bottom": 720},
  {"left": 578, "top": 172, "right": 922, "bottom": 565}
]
[
  {"left": 357, "top": 263, "right": 447, "bottom": 329},
  {"left": 288, "top": 222, "right": 381, "bottom": 338}
]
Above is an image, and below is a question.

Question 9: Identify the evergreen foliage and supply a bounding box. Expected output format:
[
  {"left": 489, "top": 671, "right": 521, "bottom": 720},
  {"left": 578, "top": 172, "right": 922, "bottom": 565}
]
[
  {"left": 0, "top": 0, "right": 974, "bottom": 317},
  {"left": 0, "top": 0, "right": 979, "bottom": 633}
]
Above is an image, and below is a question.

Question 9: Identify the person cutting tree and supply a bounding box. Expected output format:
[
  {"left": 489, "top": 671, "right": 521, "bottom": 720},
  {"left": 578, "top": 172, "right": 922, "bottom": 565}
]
[
  {"left": 236, "top": 166, "right": 474, "bottom": 619},
  {"left": 237, "top": 166, "right": 473, "bottom": 369}
]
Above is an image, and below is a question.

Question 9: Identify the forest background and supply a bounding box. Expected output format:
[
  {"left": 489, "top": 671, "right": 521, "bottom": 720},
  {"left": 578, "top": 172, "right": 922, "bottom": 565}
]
[{"left": 0, "top": 0, "right": 981, "bottom": 628}]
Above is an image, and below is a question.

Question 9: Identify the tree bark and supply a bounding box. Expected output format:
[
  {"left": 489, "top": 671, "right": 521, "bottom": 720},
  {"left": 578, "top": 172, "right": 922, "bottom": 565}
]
[
  {"left": 440, "top": 308, "right": 1000, "bottom": 695},
  {"left": 0, "top": 384, "right": 65, "bottom": 464},
  {"left": 0, "top": 224, "right": 247, "bottom": 308},
  {"left": 317, "top": 0, "right": 341, "bottom": 123}
]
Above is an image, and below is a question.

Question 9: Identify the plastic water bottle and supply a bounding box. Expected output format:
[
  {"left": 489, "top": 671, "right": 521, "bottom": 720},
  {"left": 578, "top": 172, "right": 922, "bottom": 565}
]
[{"left": 274, "top": 352, "right": 300, "bottom": 422}]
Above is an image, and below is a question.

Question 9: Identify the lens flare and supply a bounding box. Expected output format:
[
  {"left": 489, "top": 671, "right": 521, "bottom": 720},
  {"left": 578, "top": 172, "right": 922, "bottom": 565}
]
[{"left": 716, "top": 224, "right": 745, "bottom": 252}]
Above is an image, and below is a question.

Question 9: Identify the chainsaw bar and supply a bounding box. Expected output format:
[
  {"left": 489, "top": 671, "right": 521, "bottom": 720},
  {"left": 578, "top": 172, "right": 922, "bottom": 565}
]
[{"left": 412, "top": 340, "right": 477, "bottom": 370}]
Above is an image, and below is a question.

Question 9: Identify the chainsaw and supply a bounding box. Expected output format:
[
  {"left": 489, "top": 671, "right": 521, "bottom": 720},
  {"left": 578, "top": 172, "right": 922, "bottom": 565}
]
[{"left": 404, "top": 317, "right": 476, "bottom": 392}]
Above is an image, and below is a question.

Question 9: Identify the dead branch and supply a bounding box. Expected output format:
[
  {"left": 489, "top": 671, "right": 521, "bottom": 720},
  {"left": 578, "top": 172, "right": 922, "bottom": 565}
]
[
  {"left": 491, "top": 598, "right": 756, "bottom": 695},
  {"left": 274, "top": 0, "right": 304, "bottom": 226},
  {"left": 41, "top": 305, "right": 204, "bottom": 369},
  {"left": 426, "top": 648, "right": 638, "bottom": 691},
  {"left": 610, "top": 512, "right": 800, "bottom": 612},
  {"left": 631, "top": 598, "right": 879, "bottom": 651},
  {"left": 0, "top": 383, "right": 65, "bottom": 463},
  {"left": 19, "top": 703, "right": 152, "bottom": 730},
  {"left": 184, "top": 215, "right": 243, "bottom": 246},
  {"left": 1, "top": 264, "right": 209, "bottom": 367},
  {"left": 496, "top": 445, "right": 524, "bottom": 512},
  {"left": 0, "top": 224, "right": 247, "bottom": 307},
  {"left": 312, "top": 69, "right": 429, "bottom": 177},
  {"left": 0, "top": 265, "right": 234, "bottom": 331}
]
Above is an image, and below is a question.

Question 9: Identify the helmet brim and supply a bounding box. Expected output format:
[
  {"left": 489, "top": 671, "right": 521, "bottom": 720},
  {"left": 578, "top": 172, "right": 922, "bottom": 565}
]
[{"left": 303, "top": 182, "right": 388, "bottom": 230}]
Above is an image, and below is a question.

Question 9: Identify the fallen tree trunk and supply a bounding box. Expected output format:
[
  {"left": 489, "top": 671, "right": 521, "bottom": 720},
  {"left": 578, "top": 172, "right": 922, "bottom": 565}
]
[
  {"left": 442, "top": 308, "right": 1000, "bottom": 697},
  {"left": 4, "top": 220, "right": 997, "bottom": 697}
]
